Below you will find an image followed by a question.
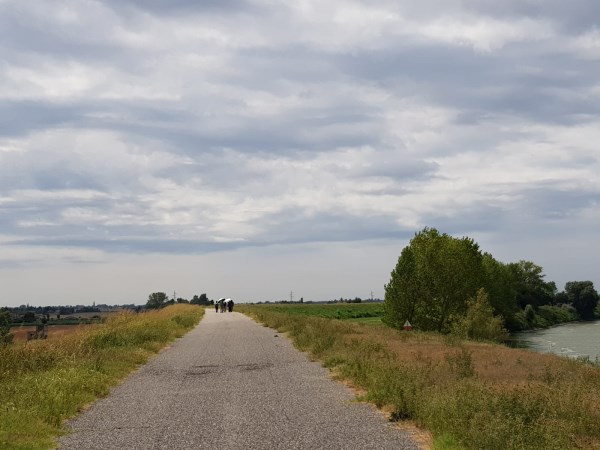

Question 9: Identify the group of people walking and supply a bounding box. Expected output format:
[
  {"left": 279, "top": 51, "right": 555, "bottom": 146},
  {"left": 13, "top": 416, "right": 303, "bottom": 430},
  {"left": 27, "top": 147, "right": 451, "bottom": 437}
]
[{"left": 215, "top": 298, "right": 234, "bottom": 313}]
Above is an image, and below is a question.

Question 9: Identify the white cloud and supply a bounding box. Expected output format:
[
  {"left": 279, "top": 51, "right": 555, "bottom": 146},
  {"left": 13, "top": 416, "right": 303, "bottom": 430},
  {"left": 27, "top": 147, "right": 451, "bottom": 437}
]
[{"left": 419, "top": 15, "right": 553, "bottom": 52}]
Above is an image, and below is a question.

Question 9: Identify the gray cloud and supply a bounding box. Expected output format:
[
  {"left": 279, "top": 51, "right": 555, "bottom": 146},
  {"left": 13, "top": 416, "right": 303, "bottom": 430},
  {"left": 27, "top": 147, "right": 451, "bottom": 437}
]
[
  {"left": 114, "top": 0, "right": 261, "bottom": 15},
  {"left": 0, "top": 101, "right": 86, "bottom": 137},
  {"left": 467, "top": 0, "right": 600, "bottom": 33}
]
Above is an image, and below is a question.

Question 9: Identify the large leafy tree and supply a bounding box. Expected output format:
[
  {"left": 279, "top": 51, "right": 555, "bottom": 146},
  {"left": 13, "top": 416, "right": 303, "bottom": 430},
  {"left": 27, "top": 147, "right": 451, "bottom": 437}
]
[
  {"left": 384, "top": 228, "right": 485, "bottom": 332},
  {"left": 508, "top": 260, "right": 556, "bottom": 308},
  {"left": 565, "top": 281, "right": 599, "bottom": 320},
  {"left": 481, "top": 253, "right": 519, "bottom": 327},
  {"left": 146, "top": 292, "right": 168, "bottom": 309},
  {"left": 384, "top": 244, "right": 420, "bottom": 330}
]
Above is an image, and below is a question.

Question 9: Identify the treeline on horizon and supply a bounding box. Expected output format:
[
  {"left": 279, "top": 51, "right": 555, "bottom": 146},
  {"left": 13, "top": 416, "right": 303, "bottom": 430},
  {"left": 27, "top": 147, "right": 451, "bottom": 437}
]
[
  {"left": 145, "top": 292, "right": 213, "bottom": 309},
  {"left": 384, "top": 227, "right": 600, "bottom": 336},
  {"left": 1, "top": 304, "right": 136, "bottom": 315}
]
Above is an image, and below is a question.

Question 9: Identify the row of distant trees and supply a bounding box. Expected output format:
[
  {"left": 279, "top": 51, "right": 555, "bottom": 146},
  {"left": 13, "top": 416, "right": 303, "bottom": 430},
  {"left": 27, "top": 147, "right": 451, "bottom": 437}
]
[
  {"left": 384, "top": 228, "right": 599, "bottom": 337},
  {"left": 4, "top": 305, "right": 100, "bottom": 316},
  {"left": 145, "top": 292, "right": 212, "bottom": 309},
  {"left": 330, "top": 297, "right": 364, "bottom": 303},
  {"left": 0, "top": 304, "right": 136, "bottom": 324}
]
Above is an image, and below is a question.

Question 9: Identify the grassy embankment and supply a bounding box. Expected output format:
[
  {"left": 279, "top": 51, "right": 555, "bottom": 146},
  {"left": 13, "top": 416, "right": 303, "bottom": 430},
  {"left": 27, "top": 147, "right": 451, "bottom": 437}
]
[
  {"left": 0, "top": 304, "right": 204, "bottom": 450},
  {"left": 238, "top": 303, "right": 600, "bottom": 450}
]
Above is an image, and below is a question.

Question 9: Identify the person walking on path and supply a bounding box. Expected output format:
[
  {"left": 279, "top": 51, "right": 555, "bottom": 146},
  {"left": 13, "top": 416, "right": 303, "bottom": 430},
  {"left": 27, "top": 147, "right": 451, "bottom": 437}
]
[{"left": 227, "top": 299, "right": 234, "bottom": 312}]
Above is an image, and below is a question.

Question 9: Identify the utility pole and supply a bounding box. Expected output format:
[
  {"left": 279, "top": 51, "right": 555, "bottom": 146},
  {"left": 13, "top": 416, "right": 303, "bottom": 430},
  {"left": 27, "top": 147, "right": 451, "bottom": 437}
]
[
  {"left": 290, "top": 291, "right": 293, "bottom": 303},
  {"left": 371, "top": 290, "right": 374, "bottom": 301}
]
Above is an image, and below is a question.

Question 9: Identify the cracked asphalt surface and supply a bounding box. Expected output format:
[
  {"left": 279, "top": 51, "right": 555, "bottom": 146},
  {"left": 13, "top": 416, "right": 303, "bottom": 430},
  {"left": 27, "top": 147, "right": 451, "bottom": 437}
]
[{"left": 59, "top": 310, "right": 421, "bottom": 449}]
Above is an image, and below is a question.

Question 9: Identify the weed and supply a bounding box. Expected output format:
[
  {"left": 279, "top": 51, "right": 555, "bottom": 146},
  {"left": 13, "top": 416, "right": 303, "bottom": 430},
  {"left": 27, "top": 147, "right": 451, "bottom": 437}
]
[{"left": 444, "top": 347, "right": 475, "bottom": 379}]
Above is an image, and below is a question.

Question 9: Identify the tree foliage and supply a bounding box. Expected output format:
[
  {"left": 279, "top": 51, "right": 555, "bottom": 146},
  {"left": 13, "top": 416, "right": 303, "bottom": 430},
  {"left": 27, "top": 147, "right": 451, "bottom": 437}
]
[
  {"left": 384, "top": 244, "right": 420, "bottom": 330},
  {"left": 451, "top": 289, "right": 508, "bottom": 342},
  {"left": 190, "top": 293, "right": 210, "bottom": 305},
  {"left": 481, "top": 253, "right": 519, "bottom": 327},
  {"left": 146, "top": 292, "right": 168, "bottom": 309},
  {"left": 0, "top": 309, "right": 13, "bottom": 345},
  {"left": 384, "top": 228, "right": 484, "bottom": 332},
  {"left": 385, "top": 227, "right": 596, "bottom": 334},
  {"left": 509, "top": 260, "right": 556, "bottom": 308},
  {"left": 565, "top": 281, "right": 599, "bottom": 320}
]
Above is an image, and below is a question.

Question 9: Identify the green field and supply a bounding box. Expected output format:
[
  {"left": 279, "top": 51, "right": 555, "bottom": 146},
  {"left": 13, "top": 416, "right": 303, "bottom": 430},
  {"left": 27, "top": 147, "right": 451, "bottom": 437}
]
[{"left": 247, "top": 302, "right": 384, "bottom": 320}]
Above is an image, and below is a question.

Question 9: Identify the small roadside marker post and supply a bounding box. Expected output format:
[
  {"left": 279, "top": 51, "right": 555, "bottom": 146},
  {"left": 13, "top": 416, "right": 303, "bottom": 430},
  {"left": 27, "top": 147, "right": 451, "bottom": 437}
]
[{"left": 403, "top": 320, "right": 412, "bottom": 331}]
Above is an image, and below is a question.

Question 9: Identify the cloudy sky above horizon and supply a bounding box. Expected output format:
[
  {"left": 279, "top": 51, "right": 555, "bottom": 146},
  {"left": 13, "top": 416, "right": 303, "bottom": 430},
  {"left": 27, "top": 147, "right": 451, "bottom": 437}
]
[{"left": 1, "top": 0, "right": 599, "bottom": 307}]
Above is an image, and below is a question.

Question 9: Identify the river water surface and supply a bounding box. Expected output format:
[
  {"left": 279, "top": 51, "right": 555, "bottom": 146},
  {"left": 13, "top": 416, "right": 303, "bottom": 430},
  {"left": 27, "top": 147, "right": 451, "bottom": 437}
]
[{"left": 511, "top": 320, "right": 600, "bottom": 361}]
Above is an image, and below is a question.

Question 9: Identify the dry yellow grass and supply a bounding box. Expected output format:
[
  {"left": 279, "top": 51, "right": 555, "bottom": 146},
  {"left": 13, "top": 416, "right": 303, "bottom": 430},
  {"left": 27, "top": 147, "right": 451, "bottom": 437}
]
[
  {"left": 355, "top": 323, "right": 578, "bottom": 385},
  {"left": 240, "top": 305, "right": 600, "bottom": 450},
  {"left": 0, "top": 304, "right": 205, "bottom": 450}
]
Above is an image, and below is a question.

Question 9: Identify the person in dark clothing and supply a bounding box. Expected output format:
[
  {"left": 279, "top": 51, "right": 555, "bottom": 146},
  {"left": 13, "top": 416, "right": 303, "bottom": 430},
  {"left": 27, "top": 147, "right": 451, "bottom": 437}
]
[{"left": 228, "top": 299, "right": 234, "bottom": 312}]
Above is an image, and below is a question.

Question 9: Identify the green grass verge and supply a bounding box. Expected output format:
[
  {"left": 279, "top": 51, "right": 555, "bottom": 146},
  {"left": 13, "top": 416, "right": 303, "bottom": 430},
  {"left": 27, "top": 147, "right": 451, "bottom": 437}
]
[
  {"left": 347, "top": 316, "right": 384, "bottom": 325},
  {"left": 238, "top": 303, "right": 600, "bottom": 450},
  {"left": 249, "top": 302, "right": 384, "bottom": 320},
  {"left": 0, "top": 304, "right": 204, "bottom": 450}
]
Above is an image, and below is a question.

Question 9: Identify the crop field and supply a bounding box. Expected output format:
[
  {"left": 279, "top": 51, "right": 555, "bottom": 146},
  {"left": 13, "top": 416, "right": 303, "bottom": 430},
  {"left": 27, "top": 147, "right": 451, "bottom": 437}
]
[{"left": 247, "top": 302, "right": 384, "bottom": 320}]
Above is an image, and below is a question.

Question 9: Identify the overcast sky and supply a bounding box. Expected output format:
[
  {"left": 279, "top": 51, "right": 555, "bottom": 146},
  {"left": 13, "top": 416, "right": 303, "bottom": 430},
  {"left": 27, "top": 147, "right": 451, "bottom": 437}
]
[{"left": 1, "top": 0, "right": 599, "bottom": 307}]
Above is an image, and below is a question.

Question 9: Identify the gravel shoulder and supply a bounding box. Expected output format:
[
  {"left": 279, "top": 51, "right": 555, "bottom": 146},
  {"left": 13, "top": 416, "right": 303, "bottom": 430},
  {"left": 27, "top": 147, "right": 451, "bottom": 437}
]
[{"left": 59, "top": 310, "right": 421, "bottom": 450}]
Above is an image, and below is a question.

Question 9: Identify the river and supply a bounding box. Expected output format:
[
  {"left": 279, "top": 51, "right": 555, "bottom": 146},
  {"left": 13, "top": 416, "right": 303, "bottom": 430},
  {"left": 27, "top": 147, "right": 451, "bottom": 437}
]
[{"left": 510, "top": 320, "right": 600, "bottom": 362}]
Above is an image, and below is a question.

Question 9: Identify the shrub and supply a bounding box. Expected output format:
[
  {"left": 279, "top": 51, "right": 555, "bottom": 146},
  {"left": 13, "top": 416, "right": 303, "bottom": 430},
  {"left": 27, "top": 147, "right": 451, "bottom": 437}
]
[
  {"left": 445, "top": 347, "right": 475, "bottom": 379},
  {"left": 451, "top": 288, "right": 508, "bottom": 342},
  {"left": 535, "top": 305, "right": 577, "bottom": 327},
  {"left": 524, "top": 304, "right": 536, "bottom": 323}
]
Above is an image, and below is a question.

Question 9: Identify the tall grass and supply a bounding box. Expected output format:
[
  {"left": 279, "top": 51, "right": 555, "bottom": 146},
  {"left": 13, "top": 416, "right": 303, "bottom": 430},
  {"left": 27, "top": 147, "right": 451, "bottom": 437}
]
[
  {"left": 0, "top": 304, "right": 204, "bottom": 450},
  {"left": 238, "top": 304, "right": 600, "bottom": 450}
]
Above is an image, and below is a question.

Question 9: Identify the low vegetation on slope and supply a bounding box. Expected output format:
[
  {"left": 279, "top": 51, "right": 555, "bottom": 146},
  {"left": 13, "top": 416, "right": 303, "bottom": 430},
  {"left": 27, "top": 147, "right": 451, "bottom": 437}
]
[
  {"left": 0, "top": 304, "right": 204, "bottom": 450},
  {"left": 238, "top": 304, "right": 600, "bottom": 450}
]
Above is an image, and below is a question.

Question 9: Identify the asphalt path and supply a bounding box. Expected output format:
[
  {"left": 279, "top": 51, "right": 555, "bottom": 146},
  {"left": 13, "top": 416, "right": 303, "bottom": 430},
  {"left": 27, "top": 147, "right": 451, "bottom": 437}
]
[{"left": 59, "top": 310, "right": 421, "bottom": 450}]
